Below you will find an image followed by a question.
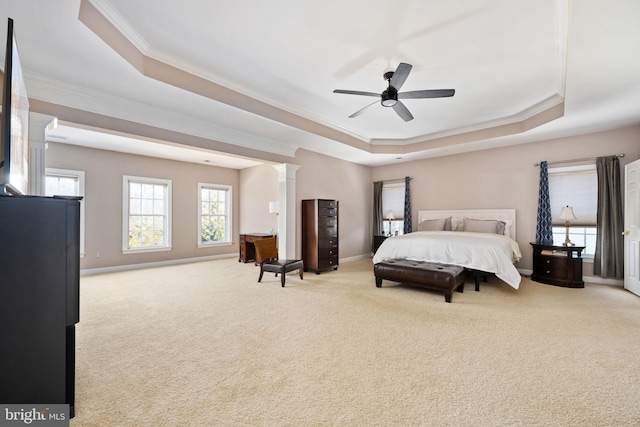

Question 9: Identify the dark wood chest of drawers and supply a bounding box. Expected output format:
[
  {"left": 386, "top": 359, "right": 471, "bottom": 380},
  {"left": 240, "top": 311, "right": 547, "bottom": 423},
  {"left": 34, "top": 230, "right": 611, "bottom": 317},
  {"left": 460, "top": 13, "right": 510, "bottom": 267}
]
[
  {"left": 302, "top": 199, "right": 339, "bottom": 274},
  {"left": 530, "top": 243, "right": 585, "bottom": 288}
]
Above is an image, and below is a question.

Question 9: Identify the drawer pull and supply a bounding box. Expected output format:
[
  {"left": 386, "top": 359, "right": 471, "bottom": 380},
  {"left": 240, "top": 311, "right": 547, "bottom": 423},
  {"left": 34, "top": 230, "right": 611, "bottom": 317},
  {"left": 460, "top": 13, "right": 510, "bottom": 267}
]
[
  {"left": 546, "top": 270, "right": 550, "bottom": 274},
  {"left": 546, "top": 260, "right": 550, "bottom": 264}
]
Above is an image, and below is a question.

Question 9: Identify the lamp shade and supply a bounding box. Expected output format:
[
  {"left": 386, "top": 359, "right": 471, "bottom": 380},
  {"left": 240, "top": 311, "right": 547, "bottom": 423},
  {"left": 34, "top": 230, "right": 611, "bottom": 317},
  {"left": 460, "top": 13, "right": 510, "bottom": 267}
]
[
  {"left": 558, "top": 205, "right": 577, "bottom": 221},
  {"left": 268, "top": 201, "right": 279, "bottom": 214},
  {"left": 384, "top": 210, "right": 396, "bottom": 220}
]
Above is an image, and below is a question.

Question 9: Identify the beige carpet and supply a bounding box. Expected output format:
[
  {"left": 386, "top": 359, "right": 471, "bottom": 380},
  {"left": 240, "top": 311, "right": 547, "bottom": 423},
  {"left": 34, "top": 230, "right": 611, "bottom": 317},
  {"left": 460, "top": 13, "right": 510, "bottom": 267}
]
[{"left": 71, "top": 257, "right": 640, "bottom": 427}]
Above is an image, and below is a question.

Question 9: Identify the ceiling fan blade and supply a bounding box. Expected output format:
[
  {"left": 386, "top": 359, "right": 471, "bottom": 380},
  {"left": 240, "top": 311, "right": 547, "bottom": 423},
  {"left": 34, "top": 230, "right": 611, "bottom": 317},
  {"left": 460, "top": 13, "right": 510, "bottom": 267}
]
[
  {"left": 349, "top": 100, "right": 379, "bottom": 118},
  {"left": 392, "top": 101, "right": 414, "bottom": 122},
  {"left": 398, "top": 89, "right": 455, "bottom": 99},
  {"left": 333, "top": 89, "right": 380, "bottom": 97},
  {"left": 390, "top": 63, "right": 412, "bottom": 90}
]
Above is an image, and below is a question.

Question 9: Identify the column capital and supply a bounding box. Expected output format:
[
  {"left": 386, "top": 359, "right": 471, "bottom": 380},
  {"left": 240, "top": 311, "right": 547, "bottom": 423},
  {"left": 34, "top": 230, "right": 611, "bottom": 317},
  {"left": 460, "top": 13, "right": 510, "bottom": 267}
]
[{"left": 273, "top": 163, "right": 301, "bottom": 179}]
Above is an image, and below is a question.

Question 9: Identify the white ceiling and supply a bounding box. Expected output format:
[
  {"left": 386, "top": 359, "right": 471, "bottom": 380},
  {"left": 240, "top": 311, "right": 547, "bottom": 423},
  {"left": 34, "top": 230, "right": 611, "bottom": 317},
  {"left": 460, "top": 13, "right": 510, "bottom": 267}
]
[{"left": 2, "top": 0, "right": 640, "bottom": 168}]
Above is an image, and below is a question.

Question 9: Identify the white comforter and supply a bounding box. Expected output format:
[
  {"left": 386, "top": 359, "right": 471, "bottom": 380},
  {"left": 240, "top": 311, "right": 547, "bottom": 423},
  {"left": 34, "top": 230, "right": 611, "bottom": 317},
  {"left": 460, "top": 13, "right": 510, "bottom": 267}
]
[{"left": 372, "top": 231, "right": 523, "bottom": 289}]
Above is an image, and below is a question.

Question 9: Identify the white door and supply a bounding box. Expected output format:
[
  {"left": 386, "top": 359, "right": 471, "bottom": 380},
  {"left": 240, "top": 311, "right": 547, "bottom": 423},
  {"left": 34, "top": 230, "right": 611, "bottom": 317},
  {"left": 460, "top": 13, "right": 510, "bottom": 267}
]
[{"left": 624, "top": 159, "right": 640, "bottom": 296}]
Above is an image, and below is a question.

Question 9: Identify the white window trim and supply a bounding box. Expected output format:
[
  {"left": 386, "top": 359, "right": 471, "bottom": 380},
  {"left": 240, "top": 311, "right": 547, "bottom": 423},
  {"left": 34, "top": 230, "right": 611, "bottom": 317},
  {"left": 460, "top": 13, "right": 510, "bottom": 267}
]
[
  {"left": 45, "top": 167, "right": 86, "bottom": 257},
  {"left": 197, "top": 182, "right": 233, "bottom": 248},
  {"left": 122, "top": 175, "right": 172, "bottom": 254}
]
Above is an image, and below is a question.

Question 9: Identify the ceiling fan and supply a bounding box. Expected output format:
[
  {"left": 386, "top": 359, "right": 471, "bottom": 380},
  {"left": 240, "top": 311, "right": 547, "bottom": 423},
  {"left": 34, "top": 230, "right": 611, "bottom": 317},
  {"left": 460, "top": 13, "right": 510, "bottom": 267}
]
[{"left": 333, "top": 63, "right": 455, "bottom": 122}]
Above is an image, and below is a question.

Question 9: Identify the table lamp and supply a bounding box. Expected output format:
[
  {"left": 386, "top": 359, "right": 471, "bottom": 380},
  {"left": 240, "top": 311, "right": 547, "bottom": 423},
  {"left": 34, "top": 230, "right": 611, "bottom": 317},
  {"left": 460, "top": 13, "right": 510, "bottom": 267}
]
[
  {"left": 269, "top": 201, "right": 279, "bottom": 235},
  {"left": 558, "top": 205, "right": 577, "bottom": 246},
  {"left": 384, "top": 210, "right": 395, "bottom": 236}
]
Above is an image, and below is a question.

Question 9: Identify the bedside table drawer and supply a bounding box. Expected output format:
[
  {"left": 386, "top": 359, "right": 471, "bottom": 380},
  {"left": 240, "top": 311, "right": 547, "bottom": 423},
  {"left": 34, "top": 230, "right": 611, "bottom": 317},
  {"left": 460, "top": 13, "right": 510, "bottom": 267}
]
[
  {"left": 534, "top": 266, "right": 569, "bottom": 280},
  {"left": 534, "top": 256, "right": 568, "bottom": 269}
]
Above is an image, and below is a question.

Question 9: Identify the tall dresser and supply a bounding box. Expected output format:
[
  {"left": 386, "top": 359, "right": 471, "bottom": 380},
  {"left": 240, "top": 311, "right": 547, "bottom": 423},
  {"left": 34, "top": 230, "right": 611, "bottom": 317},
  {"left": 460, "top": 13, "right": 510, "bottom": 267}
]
[{"left": 302, "top": 199, "right": 339, "bottom": 274}]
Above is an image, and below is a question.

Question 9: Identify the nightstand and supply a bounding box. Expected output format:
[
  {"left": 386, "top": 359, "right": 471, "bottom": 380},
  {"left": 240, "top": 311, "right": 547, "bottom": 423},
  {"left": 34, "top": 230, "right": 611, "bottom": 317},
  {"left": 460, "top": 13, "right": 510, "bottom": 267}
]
[
  {"left": 530, "top": 243, "right": 586, "bottom": 288},
  {"left": 373, "top": 235, "right": 388, "bottom": 254}
]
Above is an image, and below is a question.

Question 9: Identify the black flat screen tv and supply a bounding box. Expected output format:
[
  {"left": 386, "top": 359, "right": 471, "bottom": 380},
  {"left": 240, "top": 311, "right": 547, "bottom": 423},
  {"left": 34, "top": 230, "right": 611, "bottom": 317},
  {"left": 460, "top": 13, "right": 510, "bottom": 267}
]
[{"left": 0, "top": 17, "right": 29, "bottom": 196}]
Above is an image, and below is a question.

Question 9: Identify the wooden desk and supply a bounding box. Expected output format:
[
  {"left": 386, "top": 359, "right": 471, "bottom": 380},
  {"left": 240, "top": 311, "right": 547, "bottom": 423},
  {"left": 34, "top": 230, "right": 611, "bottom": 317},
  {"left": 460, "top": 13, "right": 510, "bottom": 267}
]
[{"left": 239, "top": 233, "right": 274, "bottom": 264}]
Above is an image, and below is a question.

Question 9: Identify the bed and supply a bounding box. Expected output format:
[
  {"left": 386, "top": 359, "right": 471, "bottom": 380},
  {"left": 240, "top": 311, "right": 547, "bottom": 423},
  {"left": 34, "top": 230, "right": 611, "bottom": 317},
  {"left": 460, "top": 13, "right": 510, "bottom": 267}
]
[{"left": 372, "top": 209, "right": 522, "bottom": 289}]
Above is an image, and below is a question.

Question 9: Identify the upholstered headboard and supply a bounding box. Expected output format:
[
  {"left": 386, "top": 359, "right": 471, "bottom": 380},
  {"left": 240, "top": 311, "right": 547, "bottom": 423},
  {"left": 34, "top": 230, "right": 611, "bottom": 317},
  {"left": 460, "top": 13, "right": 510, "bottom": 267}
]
[{"left": 417, "top": 209, "right": 517, "bottom": 240}]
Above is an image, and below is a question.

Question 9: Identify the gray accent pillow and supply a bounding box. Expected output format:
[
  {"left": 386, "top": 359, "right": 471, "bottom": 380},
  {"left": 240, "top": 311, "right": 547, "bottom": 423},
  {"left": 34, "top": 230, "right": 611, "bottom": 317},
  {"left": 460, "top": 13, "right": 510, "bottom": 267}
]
[
  {"left": 418, "top": 217, "right": 452, "bottom": 231},
  {"left": 462, "top": 218, "right": 505, "bottom": 234}
]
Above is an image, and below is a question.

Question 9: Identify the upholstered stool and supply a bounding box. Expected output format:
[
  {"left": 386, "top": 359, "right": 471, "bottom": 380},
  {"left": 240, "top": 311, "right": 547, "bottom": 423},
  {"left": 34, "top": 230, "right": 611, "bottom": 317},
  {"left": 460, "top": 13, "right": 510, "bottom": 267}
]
[{"left": 254, "top": 237, "right": 304, "bottom": 287}]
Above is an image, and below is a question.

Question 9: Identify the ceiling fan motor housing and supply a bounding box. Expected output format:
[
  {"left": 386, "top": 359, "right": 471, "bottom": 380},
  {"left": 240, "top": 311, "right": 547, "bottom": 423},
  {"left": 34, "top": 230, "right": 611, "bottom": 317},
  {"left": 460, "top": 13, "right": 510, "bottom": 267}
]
[{"left": 381, "top": 86, "right": 398, "bottom": 107}]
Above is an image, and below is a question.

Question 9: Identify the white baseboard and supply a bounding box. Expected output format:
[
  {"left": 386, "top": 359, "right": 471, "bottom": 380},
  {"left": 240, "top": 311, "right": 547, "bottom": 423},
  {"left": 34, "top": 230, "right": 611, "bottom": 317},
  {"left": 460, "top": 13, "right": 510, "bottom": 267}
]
[
  {"left": 82, "top": 257, "right": 625, "bottom": 287},
  {"left": 80, "top": 253, "right": 238, "bottom": 276},
  {"left": 341, "top": 254, "right": 373, "bottom": 264},
  {"left": 82, "top": 253, "right": 373, "bottom": 276}
]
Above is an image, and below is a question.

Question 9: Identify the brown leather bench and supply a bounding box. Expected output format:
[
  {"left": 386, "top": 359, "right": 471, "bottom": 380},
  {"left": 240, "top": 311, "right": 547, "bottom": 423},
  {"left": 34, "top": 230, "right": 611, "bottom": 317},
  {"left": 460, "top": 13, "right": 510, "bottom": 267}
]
[{"left": 374, "top": 259, "right": 465, "bottom": 303}]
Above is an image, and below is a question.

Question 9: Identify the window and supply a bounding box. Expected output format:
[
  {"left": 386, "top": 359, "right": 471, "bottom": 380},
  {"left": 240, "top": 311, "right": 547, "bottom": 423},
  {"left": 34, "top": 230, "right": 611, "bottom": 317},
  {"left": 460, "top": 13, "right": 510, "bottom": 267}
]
[
  {"left": 549, "top": 165, "right": 597, "bottom": 257},
  {"left": 123, "top": 176, "right": 172, "bottom": 253},
  {"left": 382, "top": 182, "right": 405, "bottom": 236},
  {"left": 45, "top": 168, "right": 85, "bottom": 256},
  {"left": 198, "top": 183, "right": 232, "bottom": 246}
]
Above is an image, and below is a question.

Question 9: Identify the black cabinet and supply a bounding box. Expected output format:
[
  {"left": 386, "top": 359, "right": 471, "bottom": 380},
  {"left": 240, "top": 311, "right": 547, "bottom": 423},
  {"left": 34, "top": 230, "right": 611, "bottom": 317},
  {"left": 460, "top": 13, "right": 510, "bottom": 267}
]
[
  {"left": 373, "top": 235, "right": 388, "bottom": 254},
  {"left": 0, "top": 195, "right": 80, "bottom": 417}
]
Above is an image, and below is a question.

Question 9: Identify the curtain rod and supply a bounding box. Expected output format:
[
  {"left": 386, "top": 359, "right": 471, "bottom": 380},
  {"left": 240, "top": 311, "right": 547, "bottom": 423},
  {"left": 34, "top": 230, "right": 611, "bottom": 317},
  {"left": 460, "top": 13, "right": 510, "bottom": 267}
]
[
  {"left": 533, "top": 154, "right": 624, "bottom": 167},
  {"left": 381, "top": 177, "right": 412, "bottom": 184}
]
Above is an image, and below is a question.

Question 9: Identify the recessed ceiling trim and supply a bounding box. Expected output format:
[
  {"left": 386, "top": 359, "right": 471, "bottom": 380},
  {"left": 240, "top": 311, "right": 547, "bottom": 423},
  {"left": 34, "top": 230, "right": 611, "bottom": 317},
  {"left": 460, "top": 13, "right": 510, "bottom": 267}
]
[
  {"left": 371, "top": 101, "right": 565, "bottom": 155},
  {"left": 78, "top": 0, "right": 571, "bottom": 159},
  {"left": 30, "top": 98, "right": 294, "bottom": 166},
  {"left": 25, "top": 71, "right": 299, "bottom": 158},
  {"left": 48, "top": 121, "right": 264, "bottom": 169},
  {"left": 79, "top": 0, "right": 371, "bottom": 153},
  {"left": 370, "top": 94, "right": 565, "bottom": 147},
  {"left": 85, "top": 0, "right": 149, "bottom": 52}
]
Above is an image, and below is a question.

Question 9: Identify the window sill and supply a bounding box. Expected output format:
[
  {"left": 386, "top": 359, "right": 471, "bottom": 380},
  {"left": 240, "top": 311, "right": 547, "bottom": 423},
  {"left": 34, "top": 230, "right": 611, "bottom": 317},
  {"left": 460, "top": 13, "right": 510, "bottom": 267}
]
[
  {"left": 198, "top": 242, "right": 232, "bottom": 249},
  {"left": 123, "top": 246, "right": 172, "bottom": 255}
]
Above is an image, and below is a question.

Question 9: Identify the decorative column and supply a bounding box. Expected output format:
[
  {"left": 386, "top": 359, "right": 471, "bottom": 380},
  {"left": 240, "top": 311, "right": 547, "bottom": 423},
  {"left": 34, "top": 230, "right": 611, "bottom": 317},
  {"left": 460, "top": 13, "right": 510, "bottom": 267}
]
[
  {"left": 28, "top": 113, "right": 56, "bottom": 196},
  {"left": 273, "top": 163, "right": 300, "bottom": 259}
]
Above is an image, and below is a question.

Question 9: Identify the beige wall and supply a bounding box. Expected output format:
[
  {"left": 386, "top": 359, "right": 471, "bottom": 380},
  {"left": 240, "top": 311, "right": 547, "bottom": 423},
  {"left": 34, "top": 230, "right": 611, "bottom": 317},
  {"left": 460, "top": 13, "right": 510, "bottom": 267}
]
[
  {"left": 46, "top": 125, "right": 640, "bottom": 276},
  {"left": 46, "top": 143, "right": 372, "bottom": 271},
  {"left": 238, "top": 149, "right": 373, "bottom": 260},
  {"left": 46, "top": 143, "right": 240, "bottom": 270},
  {"left": 239, "top": 164, "right": 279, "bottom": 235},
  {"left": 294, "top": 149, "right": 372, "bottom": 260},
  {"left": 372, "top": 126, "right": 640, "bottom": 275}
]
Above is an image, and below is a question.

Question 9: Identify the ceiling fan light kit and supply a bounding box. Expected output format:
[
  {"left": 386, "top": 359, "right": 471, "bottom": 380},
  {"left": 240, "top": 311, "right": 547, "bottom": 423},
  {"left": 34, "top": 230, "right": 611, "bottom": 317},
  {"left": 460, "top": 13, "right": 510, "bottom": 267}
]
[
  {"left": 381, "top": 86, "right": 398, "bottom": 107},
  {"left": 333, "top": 62, "right": 455, "bottom": 122}
]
